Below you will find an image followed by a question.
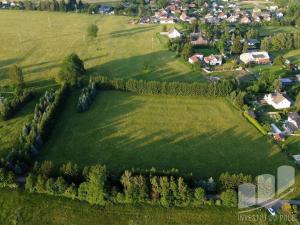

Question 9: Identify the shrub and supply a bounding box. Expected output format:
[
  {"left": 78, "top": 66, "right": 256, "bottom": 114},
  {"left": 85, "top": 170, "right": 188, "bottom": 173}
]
[
  {"left": 87, "top": 24, "right": 98, "bottom": 38},
  {"left": 77, "top": 79, "right": 97, "bottom": 112},
  {"left": 8, "top": 65, "right": 24, "bottom": 88},
  {"left": 220, "top": 189, "right": 237, "bottom": 207},
  {"left": 57, "top": 53, "right": 85, "bottom": 86}
]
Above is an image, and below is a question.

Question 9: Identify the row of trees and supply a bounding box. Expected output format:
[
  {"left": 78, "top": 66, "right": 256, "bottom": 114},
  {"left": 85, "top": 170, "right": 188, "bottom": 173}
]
[
  {"left": 3, "top": 85, "right": 68, "bottom": 175},
  {"left": 25, "top": 161, "right": 239, "bottom": 208},
  {"left": 77, "top": 80, "right": 97, "bottom": 112},
  {"left": 93, "top": 76, "right": 235, "bottom": 97},
  {"left": 0, "top": 89, "right": 35, "bottom": 120},
  {"left": 261, "top": 32, "right": 300, "bottom": 52}
]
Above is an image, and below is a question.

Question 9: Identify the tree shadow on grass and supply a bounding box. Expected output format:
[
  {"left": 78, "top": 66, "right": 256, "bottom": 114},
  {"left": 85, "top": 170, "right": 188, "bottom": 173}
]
[
  {"left": 110, "top": 26, "right": 158, "bottom": 38},
  {"left": 87, "top": 51, "right": 203, "bottom": 82}
]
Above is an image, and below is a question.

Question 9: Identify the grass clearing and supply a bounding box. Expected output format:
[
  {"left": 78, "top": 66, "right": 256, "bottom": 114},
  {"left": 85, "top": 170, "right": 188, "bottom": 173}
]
[
  {"left": 0, "top": 11, "right": 204, "bottom": 89},
  {"left": 39, "top": 91, "right": 293, "bottom": 180}
]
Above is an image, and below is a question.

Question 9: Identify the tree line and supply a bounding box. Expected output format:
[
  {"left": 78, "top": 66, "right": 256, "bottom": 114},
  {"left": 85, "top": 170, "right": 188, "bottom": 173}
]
[
  {"left": 261, "top": 32, "right": 300, "bottom": 52},
  {"left": 92, "top": 76, "right": 234, "bottom": 97},
  {"left": 0, "top": 89, "right": 35, "bottom": 120},
  {"left": 3, "top": 85, "right": 68, "bottom": 176},
  {"left": 23, "top": 160, "right": 253, "bottom": 208}
]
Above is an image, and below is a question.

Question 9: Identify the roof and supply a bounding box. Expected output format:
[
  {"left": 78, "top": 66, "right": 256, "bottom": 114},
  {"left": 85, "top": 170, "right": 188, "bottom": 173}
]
[
  {"left": 270, "top": 92, "right": 289, "bottom": 104},
  {"left": 289, "top": 112, "right": 300, "bottom": 121}
]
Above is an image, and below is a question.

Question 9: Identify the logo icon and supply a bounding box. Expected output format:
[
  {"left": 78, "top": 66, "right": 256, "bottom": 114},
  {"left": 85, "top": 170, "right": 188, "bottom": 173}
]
[{"left": 238, "top": 165, "right": 295, "bottom": 213}]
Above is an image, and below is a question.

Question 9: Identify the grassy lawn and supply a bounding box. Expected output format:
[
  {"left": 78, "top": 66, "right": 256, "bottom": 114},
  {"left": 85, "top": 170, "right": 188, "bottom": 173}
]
[
  {"left": 39, "top": 91, "right": 293, "bottom": 180},
  {"left": 0, "top": 11, "right": 204, "bottom": 89},
  {"left": 0, "top": 99, "right": 38, "bottom": 157},
  {"left": 0, "top": 188, "right": 275, "bottom": 225}
]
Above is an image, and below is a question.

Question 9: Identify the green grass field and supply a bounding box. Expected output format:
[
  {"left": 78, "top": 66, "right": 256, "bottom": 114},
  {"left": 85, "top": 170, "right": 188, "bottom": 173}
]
[
  {"left": 38, "top": 91, "right": 293, "bottom": 180},
  {"left": 1, "top": 188, "right": 279, "bottom": 225},
  {"left": 0, "top": 10, "right": 203, "bottom": 90}
]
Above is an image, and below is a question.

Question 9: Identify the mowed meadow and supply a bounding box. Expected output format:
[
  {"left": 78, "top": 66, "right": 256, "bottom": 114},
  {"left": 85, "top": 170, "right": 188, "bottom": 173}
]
[
  {"left": 39, "top": 91, "right": 293, "bottom": 180},
  {"left": 0, "top": 10, "right": 202, "bottom": 90}
]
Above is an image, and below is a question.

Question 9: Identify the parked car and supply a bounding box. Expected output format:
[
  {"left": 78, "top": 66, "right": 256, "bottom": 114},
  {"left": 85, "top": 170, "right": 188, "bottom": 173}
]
[{"left": 267, "top": 207, "right": 276, "bottom": 216}]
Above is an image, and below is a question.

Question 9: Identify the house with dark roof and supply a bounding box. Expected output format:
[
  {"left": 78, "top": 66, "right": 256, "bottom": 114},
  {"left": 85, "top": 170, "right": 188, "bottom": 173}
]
[{"left": 287, "top": 112, "right": 300, "bottom": 130}]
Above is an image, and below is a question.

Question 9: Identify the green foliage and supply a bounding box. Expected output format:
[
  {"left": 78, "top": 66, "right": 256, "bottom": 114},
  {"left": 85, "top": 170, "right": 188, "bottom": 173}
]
[
  {"left": 8, "top": 65, "right": 24, "bottom": 88},
  {"left": 273, "top": 56, "right": 285, "bottom": 65},
  {"left": 93, "top": 76, "right": 234, "bottom": 97},
  {"left": 295, "top": 92, "right": 300, "bottom": 111},
  {"left": 243, "top": 111, "right": 267, "bottom": 135},
  {"left": 231, "top": 36, "right": 242, "bottom": 54},
  {"left": 77, "top": 79, "right": 97, "bottom": 112},
  {"left": 58, "top": 53, "right": 85, "bottom": 86},
  {"left": 85, "top": 165, "right": 107, "bottom": 206},
  {"left": 230, "top": 91, "right": 246, "bottom": 109},
  {"left": 220, "top": 189, "right": 237, "bottom": 207},
  {"left": 219, "top": 172, "right": 252, "bottom": 191},
  {"left": 181, "top": 43, "right": 192, "bottom": 61},
  {"left": 194, "top": 187, "right": 205, "bottom": 205},
  {"left": 0, "top": 89, "right": 35, "bottom": 120},
  {"left": 87, "top": 24, "right": 98, "bottom": 39}
]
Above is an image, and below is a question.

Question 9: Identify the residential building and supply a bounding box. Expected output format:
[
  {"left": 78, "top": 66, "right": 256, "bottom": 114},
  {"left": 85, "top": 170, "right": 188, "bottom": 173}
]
[
  {"left": 168, "top": 28, "right": 181, "bottom": 39},
  {"left": 264, "top": 92, "right": 292, "bottom": 109},
  {"left": 240, "top": 51, "right": 270, "bottom": 64},
  {"left": 188, "top": 54, "right": 203, "bottom": 64},
  {"left": 204, "top": 54, "right": 222, "bottom": 66}
]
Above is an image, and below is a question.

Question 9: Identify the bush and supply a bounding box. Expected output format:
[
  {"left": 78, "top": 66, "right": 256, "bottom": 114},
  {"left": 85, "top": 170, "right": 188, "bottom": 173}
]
[
  {"left": 77, "top": 79, "right": 97, "bottom": 112},
  {"left": 220, "top": 189, "right": 237, "bottom": 207},
  {"left": 0, "top": 89, "right": 35, "bottom": 120},
  {"left": 8, "top": 65, "right": 24, "bottom": 88},
  {"left": 57, "top": 53, "right": 85, "bottom": 86},
  {"left": 87, "top": 24, "right": 98, "bottom": 38}
]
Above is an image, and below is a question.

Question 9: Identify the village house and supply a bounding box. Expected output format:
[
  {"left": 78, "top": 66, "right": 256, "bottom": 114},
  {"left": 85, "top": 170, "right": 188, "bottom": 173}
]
[
  {"left": 188, "top": 53, "right": 203, "bottom": 64},
  {"left": 240, "top": 51, "right": 270, "bottom": 64},
  {"left": 287, "top": 112, "right": 300, "bottom": 130},
  {"left": 190, "top": 33, "right": 209, "bottom": 46},
  {"left": 227, "top": 15, "right": 238, "bottom": 23},
  {"left": 168, "top": 28, "right": 181, "bottom": 39},
  {"left": 240, "top": 16, "right": 251, "bottom": 24},
  {"left": 264, "top": 92, "right": 292, "bottom": 109},
  {"left": 218, "top": 12, "right": 227, "bottom": 20},
  {"left": 204, "top": 54, "right": 222, "bottom": 66}
]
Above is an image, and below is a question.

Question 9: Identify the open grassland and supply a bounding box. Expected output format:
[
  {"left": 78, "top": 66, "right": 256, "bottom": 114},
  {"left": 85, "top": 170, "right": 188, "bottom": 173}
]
[
  {"left": 0, "top": 10, "right": 203, "bottom": 91},
  {"left": 0, "top": 188, "right": 279, "bottom": 225},
  {"left": 0, "top": 99, "right": 38, "bottom": 157},
  {"left": 39, "top": 91, "right": 294, "bottom": 181}
]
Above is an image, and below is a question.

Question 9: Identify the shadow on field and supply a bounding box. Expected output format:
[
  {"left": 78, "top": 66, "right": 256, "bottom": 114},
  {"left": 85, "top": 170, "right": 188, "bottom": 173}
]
[
  {"left": 87, "top": 51, "right": 202, "bottom": 82},
  {"left": 39, "top": 91, "right": 291, "bottom": 181},
  {"left": 110, "top": 26, "right": 157, "bottom": 38}
]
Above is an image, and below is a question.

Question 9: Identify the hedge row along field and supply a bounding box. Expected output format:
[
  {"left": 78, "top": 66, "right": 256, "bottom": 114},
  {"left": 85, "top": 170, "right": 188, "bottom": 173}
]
[{"left": 92, "top": 76, "right": 234, "bottom": 97}]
